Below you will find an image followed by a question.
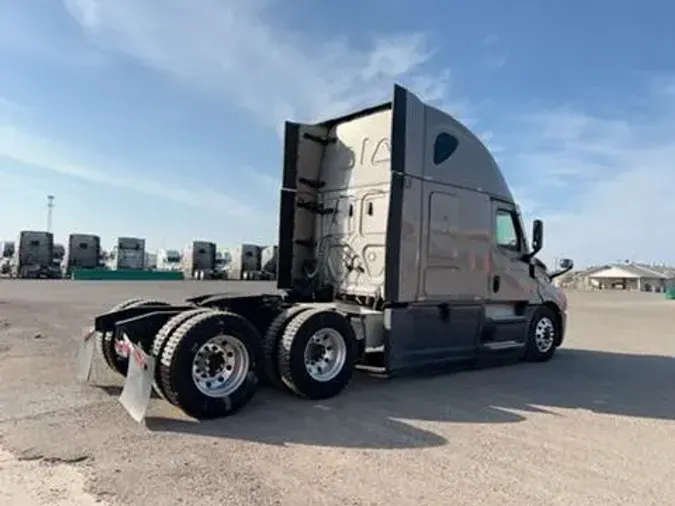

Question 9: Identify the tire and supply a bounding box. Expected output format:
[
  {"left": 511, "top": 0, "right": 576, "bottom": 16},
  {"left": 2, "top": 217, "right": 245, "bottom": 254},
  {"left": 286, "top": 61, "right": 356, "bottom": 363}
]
[
  {"left": 97, "top": 298, "right": 145, "bottom": 371},
  {"left": 158, "top": 310, "right": 262, "bottom": 419},
  {"left": 150, "top": 308, "right": 214, "bottom": 400},
  {"left": 524, "top": 306, "right": 560, "bottom": 363},
  {"left": 98, "top": 298, "right": 170, "bottom": 376},
  {"left": 278, "top": 308, "right": 357, "bottom": 400},
  {"left": 261, "top": 305, "right": 312, "bottom": 389}
]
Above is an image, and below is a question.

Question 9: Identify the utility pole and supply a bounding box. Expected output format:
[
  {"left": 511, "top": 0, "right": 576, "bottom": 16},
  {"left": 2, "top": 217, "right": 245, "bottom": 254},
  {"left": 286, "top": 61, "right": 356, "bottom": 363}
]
[{"left": 47, "top": 195, "right": 54, "bottom": 233}]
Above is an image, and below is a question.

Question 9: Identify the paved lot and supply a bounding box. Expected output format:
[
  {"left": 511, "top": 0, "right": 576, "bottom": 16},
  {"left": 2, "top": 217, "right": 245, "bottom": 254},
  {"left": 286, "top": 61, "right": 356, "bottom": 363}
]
[{"left": 0, "top": 281, "right": 673, "bottom": 505}]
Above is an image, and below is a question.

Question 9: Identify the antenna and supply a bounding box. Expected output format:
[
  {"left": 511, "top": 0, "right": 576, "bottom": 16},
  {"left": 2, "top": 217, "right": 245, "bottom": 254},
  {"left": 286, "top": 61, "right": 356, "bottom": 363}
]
[{"left": 47, "top": 195, "right": 55, "bottom": 233}]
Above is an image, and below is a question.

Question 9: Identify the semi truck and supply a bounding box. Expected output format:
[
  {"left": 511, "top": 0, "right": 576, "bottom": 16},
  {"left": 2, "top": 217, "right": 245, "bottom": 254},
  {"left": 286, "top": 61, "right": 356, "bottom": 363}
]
[
  {"left": 11, "top": 231, "right": 57, "bottom": 278},
  {"left": 105, "top": 237, "right": 146, "bottom": 270},
  {"left": 244, "top": 245, "right": 277, "bottom": 280},
  {"left": 182, "top": 241, "right": 217, "bottom": 279},
  {"left": 0, "top": 241, "right": 14, "bottom": 274},
  {"left": 156, "top": 249, "right": 181, "bottom": 271},
  {"left": 64, "top": 234, "right": 102, "bottom": 277},
  {"left": 223, "top": 243, "right": 261, "bottom": 280},
  {"left": 50, "top": 243, "right": 65, "bottom": 278},
  {"left": 76, "top": 84, "right": 573, "bottom": 423}
]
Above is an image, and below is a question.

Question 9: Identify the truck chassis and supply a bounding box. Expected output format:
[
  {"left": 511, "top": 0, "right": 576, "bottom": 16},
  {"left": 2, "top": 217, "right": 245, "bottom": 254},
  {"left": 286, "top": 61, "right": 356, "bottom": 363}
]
[{"left": 78, "top": 289, "right": 563, "bottom": 422}]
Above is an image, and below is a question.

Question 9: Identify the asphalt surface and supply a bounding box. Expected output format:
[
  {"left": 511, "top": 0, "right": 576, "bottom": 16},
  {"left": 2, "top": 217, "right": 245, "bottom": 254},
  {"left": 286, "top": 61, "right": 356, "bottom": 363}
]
[{"left": 0, "top": 281, "right": 673, "bottom": 505}]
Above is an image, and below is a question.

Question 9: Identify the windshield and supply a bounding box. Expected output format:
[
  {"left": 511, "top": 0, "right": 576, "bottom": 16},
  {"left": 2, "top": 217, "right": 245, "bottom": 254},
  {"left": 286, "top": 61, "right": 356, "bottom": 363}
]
[{"left": 165, "top": 250, "right": 180, "bottom": 263}]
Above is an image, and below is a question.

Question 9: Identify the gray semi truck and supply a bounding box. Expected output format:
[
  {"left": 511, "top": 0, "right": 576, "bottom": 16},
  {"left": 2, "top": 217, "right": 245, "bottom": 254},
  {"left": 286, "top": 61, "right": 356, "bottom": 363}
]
[
  {"left": 76, "top": 84, "right": 573, "bottom": 422},
  {"left": 11, "top": 231, "right": 57, "bottom": 279},
  {"left": 64, "top": 234, "right": 102, "bottom": 277}
]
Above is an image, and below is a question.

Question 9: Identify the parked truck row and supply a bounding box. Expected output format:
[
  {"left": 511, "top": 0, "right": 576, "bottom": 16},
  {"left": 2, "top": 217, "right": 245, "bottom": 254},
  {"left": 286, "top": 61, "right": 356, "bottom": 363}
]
[
  {"left": 0, "top": 234, "right": 278, "bottom": 280},
  {"left": 76, "top": 84, "right": 574, "bottom": 424}
]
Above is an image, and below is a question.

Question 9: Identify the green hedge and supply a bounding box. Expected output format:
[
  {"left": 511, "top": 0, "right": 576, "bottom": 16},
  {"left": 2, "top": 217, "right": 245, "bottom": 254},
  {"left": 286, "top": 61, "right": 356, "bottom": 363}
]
[{"left": 71, "top": 268, "right": 184, "bottom": 281}]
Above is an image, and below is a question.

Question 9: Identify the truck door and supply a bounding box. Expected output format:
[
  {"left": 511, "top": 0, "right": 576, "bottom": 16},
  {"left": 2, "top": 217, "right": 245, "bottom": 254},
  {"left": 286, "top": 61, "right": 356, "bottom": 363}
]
[{"left": 489, "top": 199, "right": 535, "bottom": 303}]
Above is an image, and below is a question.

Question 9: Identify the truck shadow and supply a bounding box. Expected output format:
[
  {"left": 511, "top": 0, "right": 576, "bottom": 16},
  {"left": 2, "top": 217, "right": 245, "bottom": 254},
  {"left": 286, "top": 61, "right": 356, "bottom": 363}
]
[{"left": 144, "top": 348, "right": 674, "bottom": 449}]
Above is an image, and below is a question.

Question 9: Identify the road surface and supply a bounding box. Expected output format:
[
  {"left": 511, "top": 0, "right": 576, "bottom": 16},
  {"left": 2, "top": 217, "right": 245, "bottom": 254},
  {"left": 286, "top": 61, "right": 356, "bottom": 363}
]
[{"left": 0, "top": 281, "right": 673, "bottom": 505}]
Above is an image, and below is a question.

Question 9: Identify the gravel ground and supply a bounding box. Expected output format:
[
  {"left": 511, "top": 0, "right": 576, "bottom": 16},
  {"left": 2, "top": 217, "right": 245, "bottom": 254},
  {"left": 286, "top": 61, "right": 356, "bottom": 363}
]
[{"left": 0, "top": 281, "right": 673, "bottom": 506}]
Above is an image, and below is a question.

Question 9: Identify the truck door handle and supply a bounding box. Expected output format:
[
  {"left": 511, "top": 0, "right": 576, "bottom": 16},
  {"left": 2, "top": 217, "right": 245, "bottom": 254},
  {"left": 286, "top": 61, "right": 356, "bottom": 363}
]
[{"left": 492, "top": 275, "right": 501, "bottom": 293}]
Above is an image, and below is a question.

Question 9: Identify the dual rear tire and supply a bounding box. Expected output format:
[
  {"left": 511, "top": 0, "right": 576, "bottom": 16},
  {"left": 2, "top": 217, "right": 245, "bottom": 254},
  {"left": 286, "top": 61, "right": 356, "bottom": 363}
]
[
  {"left": 154, "top": 306, "right": 358, "bottom": 419},
  {"left": 98, "top": 298, "right": 170, "bottom": 376},
  {"left": 98, "top": 298, "right": 358, "bottom": 420},
  {"left": 155, "top": 310, "right": 262, "bottom": 419}
]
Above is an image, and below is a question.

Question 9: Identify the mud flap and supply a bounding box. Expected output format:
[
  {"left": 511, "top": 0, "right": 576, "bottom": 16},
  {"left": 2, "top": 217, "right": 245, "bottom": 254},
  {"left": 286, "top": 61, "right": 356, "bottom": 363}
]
[
  {"left": 75, "top": 327, "right": 97, "bottom": 383},
  {"left": 118, "top": 335, "right": 156, "bottom": 423}
]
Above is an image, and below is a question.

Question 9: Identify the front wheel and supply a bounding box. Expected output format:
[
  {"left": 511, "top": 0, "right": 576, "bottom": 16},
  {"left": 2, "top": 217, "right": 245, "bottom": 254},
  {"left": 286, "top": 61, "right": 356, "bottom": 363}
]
[{"left": 524, "top": 306, "right": 560, "bottom": 362}]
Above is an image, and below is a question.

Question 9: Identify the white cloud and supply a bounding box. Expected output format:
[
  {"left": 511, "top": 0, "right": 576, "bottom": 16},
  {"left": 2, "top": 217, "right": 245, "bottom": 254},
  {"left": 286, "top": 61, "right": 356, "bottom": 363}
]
[
  {"left": 0, "top": 0, "right": 105, "bottom": 67},
  {"left": 503, "top": 80, "right": 675, "bottom": 267},
  {"left": 6, "top": 0, "right": 674, "bottom": 266},
  {"left": 0, "top": 124, "right": 274, "bottom": 221},
  {"left": 63, "top": 0, "right": 464, "bottom": 126}
]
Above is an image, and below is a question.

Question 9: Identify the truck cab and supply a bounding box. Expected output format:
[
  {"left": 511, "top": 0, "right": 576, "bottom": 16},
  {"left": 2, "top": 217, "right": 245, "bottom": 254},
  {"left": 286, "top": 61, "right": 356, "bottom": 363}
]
[
  {"left": 277, "top": 84, "right": 572, "bottom": 374},
  {"left": 11, "top": 231, "right": 56, "bottom": 279}
]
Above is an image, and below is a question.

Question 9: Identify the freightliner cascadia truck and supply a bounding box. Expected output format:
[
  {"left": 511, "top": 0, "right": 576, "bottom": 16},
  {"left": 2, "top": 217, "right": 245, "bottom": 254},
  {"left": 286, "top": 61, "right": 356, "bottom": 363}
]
[{"left": 76, "top": 84, "right": 573, "bottom": 422}]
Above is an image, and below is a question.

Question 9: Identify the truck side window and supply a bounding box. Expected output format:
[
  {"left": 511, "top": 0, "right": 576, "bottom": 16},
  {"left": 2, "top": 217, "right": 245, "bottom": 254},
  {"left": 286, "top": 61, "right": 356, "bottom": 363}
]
[
  {"left": 495, "top": 210, "right": 521, "bottom": 251},
  {"left": 433, "top": 132, "right": 459, "bottom": 165}
]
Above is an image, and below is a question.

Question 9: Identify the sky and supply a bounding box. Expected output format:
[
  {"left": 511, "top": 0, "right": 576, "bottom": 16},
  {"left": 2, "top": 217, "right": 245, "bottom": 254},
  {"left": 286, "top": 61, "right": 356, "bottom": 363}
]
[{"left": 1, "top": 0, "right": 674, "bottom": 267}]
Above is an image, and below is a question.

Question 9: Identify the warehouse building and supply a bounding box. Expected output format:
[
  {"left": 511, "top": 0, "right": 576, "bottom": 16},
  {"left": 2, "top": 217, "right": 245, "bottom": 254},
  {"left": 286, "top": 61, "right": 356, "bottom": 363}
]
[{"left": 563, "top": 262, "right": 675, "bottom": 292}]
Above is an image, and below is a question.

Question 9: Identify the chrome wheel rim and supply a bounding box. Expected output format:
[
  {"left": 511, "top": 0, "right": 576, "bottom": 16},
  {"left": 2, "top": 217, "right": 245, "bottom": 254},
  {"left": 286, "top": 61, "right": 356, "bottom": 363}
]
[
  {"left": 191, "top": 335, "right": 250, "bottom": 397},
  {"left": 303, "top": 328, "right": 347, "bottom": 382},
  {"left": 535, "top": 317, "right": 555, "bottom": 353}
]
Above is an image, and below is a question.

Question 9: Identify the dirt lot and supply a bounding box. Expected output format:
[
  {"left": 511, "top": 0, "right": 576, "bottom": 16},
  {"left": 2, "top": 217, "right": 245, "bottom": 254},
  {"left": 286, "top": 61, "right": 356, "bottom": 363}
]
[{"left": 0, "top": 281, "right": 673, "bottom": 506}]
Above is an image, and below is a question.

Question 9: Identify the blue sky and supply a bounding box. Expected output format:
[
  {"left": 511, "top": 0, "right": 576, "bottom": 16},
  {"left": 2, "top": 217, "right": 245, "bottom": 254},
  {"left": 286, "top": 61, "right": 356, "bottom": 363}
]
[{"left": 1, "top": 0, "right": 674, "bottom": 266}]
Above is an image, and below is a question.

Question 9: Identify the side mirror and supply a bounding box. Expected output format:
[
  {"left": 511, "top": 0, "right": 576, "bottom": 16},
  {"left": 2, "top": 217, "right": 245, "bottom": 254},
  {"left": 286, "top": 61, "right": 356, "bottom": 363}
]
[
  {"left": 549, "top": 257, "right": 574, "bottom": 280},
  {"left": 531, "top": 219, "right": 543, "bottom": 254},
  {"left": 559, "top": 258, "right": 573, "bottom": 270}
]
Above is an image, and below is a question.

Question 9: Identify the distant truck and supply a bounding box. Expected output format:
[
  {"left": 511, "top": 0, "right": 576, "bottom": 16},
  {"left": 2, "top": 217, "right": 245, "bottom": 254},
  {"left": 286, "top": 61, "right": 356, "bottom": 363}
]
[
  {"left": 0, "top": 241, "right": 14, "bottom": 274},
  {"left": 156, "top": 249, "right": 182, "bottom": 271},
  {"left": 64, "top": 234, "right": 102, "bottom": 277},
  {"left": 145, "top": 252, "right": 158, "bottom": 270},
  {"left": 182, "top": 241, "right": 217, "bottom": 279},
  {"left": 105, "top": 237, "right": 146, "bottom": 270},
  {"left": 242, "top": 245, "right": 277, "bottom": 280},
  {"left": 259, "top": 245, "right": 278, "bottom": 279},
  {"left": 223, "top": 243, "right": 261, "bottom": 279},
  {"left": 51, "top": 244, "right": 65, "bottom": 278},
  {"left": 11, "top": 231, "right": 57, "bottom": 278}
]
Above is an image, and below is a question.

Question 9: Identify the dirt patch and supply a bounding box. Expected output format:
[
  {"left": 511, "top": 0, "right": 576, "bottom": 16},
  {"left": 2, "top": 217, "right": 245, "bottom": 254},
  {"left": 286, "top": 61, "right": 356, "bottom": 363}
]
[{"left": 0, "top": 446, "right": 112, "bottom": 505}]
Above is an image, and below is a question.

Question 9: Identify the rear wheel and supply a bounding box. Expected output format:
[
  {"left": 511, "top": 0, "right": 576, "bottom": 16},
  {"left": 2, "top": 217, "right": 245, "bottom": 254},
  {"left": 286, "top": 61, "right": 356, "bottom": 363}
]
[
  {"left": 158, "top": 310, "right": 262, "bottom": 419},
  {"left": 278, "top": 308, "right": 357, "bottom": 400},
  {"left": 98, "top": 298, "right": 170, "bottom": 375},
  {"left": 150, "top": 308, "right": 214, "bottom": 400},
  {"left": 261, "top": 305, "right": 312, "bottom": 389}
]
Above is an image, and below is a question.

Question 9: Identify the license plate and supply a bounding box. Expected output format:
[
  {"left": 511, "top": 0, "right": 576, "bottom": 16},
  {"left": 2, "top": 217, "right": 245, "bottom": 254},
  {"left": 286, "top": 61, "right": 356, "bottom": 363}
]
[
  {"left": 75, "top": 327, "right": 97, "bottom": 383},
  {"left": 118, "top": 334, "right": 156, "bottom": 423}
]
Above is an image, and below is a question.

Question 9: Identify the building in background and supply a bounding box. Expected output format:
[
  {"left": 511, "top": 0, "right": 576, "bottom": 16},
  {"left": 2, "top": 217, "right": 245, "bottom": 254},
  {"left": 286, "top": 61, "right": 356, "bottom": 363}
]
[{"left": 559, "top": 262, "right": 675, "bottom": 292}]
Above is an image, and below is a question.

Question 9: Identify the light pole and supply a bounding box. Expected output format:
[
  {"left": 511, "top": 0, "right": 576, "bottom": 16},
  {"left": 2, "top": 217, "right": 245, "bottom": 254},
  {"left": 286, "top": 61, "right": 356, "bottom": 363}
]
[{"left": 47, "top": 195, "right": 55, "bottom": 233}]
